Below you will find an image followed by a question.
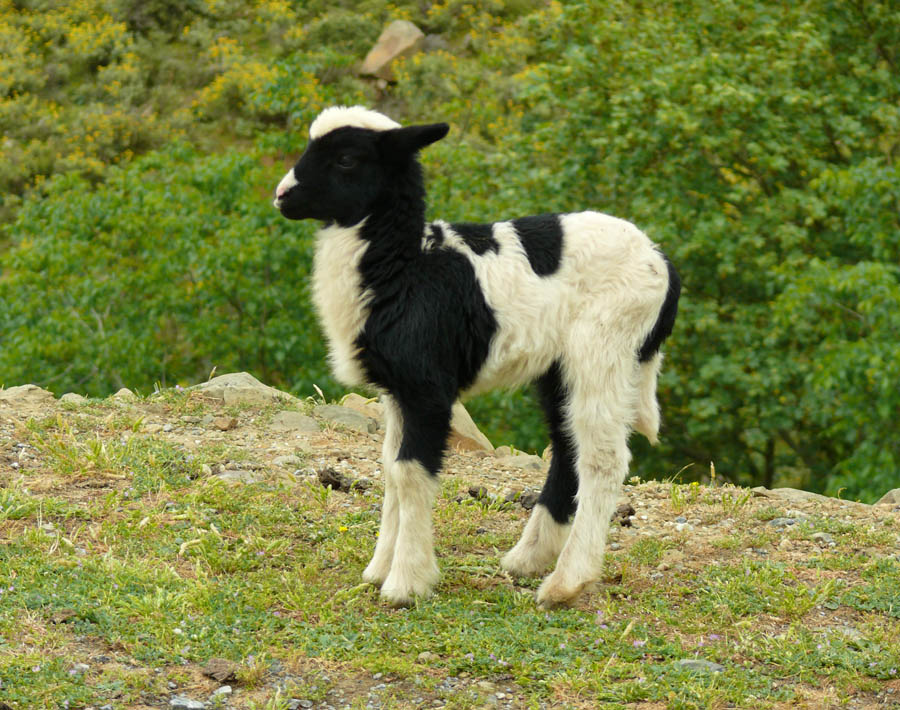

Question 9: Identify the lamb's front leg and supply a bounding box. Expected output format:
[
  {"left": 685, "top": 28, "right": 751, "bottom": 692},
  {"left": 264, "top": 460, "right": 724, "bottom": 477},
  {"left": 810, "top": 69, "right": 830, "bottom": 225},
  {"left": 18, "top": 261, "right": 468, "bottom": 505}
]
[
  {"left": 362, "top": 396, "right": 402, "bottom": 586},
  {"left": 378, "top": 404, "right": 450, "bottom": 607}
]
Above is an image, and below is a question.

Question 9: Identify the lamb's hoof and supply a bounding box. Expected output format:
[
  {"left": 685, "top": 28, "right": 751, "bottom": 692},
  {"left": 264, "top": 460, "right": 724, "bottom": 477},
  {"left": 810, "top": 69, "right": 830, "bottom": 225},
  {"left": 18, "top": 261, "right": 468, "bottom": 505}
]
[
  {"left": 379, "top": 564, "right": 439, "bottom": 607},
  {"left": 362, "top": 560, "right": 391, "bottom": 588},
  {"left": 536, "top": 572, "right": 588, "bottom": 609},
  {"left": 500, "top": 547, "right": 552, "bottom": 578}
]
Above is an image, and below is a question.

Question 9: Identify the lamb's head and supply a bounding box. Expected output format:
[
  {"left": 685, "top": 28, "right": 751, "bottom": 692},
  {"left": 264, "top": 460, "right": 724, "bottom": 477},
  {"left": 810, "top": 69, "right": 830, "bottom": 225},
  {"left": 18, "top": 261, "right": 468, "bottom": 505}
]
[{"left": 274, "top": 106, "right": 449, "bottom": 226}]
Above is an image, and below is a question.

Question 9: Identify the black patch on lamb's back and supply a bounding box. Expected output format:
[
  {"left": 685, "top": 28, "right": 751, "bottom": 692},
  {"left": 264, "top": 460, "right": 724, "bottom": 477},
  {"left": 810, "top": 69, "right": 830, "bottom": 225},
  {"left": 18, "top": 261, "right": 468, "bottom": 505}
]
[
  {"left": 449, "top": 222, "right": 500, "bottom": 255},
  {"left": 511, "top": 213, "right": 563, "bottom": 277}
]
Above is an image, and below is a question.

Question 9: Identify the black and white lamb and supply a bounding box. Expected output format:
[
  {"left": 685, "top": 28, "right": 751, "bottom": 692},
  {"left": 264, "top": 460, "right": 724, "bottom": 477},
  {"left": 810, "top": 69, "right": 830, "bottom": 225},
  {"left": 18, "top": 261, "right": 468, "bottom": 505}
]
[{"left": 273, "top": 106, "right": 680, "bottom": 608}]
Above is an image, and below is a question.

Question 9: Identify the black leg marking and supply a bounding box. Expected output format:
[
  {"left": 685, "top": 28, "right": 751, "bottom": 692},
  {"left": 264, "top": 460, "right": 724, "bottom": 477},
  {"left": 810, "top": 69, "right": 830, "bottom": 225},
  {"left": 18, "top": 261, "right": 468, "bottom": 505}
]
[
  {"left": 396, "top": 402, "right": 453, "bottom": 476},
  {"left": 535, "top": 361, "right": 578, "bottom": 524}
]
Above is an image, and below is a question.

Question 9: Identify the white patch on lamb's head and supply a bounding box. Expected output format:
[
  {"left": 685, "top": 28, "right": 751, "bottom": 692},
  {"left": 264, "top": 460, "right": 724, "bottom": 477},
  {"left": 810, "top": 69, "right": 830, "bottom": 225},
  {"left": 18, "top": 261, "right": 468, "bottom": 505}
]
[
  {"left": 309, "top": 106, "right": 401, "bottom": 140},
  {"left": 273, "top": 168, "right": 298, "bottom": 208}
]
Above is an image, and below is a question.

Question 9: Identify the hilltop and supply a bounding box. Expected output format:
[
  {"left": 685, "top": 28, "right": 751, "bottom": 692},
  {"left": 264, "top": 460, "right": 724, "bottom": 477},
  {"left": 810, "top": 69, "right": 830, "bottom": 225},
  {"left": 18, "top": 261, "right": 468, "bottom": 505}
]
[{"left": 2, "top": 374, "right": 900, "bottom": 709}]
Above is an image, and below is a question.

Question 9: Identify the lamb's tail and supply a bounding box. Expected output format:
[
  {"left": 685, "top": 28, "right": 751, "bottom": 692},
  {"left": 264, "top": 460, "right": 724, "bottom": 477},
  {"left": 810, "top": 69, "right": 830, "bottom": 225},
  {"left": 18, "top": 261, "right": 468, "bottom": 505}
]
[
  {"left": 634, "top": 352, "right": 663, "bottom": 444},
  {"left": 634, "top": 253, "right": 680, "bottom": 445}
]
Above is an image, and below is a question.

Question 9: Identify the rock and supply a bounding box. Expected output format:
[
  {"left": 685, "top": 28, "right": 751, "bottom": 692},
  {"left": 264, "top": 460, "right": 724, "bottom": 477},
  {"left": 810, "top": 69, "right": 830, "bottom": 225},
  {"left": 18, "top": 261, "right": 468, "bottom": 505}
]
[
  {"left": 811, "top": 532, "right": 835, "bottom": 547},
  {"left": 340, "top": 393, "right": 383, "bottom": 421},
  {"left": 519, "top": 489, "right": 539, "bottom": 510},
  {"left": 468, "top": 485, "right": 489, "bottom": 501},
  {"left": 768, "top": 517, "right": 798, "bottom": 529},
  {"left": 496, "top": 453, "right": 544, "bottom": 471},
  {"left": 503, "top": 487, "right": 522, "bottom": 503},
  {"left": 211, "top": 685, "right": 232, "bottom": 698},
  {"left": 203, "top": 658, "right": 238, "bottom": 682},
  {"left": 215, "top": 470, "right": 260, "bottom": 484},
  {"left": 0, "top": 384, "right": 55, "bottom": 406},
  {"left": 359, "top": 20, "right": 425, "bottom": 81},
  {"left": 273, "top": 454, "right": 304, "bottom": 468},
  {"left": 448, "top": 401, "right": 493, "bottom": 452},
  {"left": 314, "top": 404, "right": 377, "bottom": 433},
  {"left": 113, "top": 388, "right": 137, "bottom": 401},
  {"left": 317, "top": 467, "right": 354, "bottom": 492},
  {"left": 60, "top": 392, "right": 88, "bottom": 404},
  {"left": 876, "top": 489, "right": 900, "bottom": 506},
  {"left": 752, "top": 486, "right": 866, "bottom": 507},
  {"left": 494, "top": 446, "right": 512, "bottom": 457},
  {"left": 674, "top": 659, "right": 724, "bottom": 673},
  {"left": 613, "top": 498, "right": 635, "bottom": 526},
  {"left": 270, "top": 410, "right": 320, "bottom": 433},
  {"left": 169, "top": 696, "right": 206, "bottom": 710},
  {"left": 212, "top": 416, "right": 237, "bottom": 431},
  {"left": 193, "top": 372, "right": 295, "bottom": 406}
]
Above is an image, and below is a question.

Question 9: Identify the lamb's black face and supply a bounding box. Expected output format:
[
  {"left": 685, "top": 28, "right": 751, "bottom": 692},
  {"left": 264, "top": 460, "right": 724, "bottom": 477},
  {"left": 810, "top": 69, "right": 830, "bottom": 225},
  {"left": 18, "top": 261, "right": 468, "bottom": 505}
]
[
  {"left": 274, "top": 122, "right": 449, "bottom": 227},
  {"left": 275, "top": 128, "right": 384, "bottom": 225}
]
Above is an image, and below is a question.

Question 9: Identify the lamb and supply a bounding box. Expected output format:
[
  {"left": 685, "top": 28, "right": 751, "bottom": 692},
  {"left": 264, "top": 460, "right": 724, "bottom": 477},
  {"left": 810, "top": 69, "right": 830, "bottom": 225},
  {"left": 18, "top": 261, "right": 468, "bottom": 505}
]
[{"left": 273, "top": 106, "right": 680, "bottom": 608}]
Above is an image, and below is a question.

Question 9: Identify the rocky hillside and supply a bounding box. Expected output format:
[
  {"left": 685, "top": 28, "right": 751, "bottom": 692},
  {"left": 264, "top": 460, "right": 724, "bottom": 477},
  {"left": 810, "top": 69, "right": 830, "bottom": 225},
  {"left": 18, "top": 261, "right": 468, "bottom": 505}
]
[{"left": 2, "top": 373, "right": 900, "bottom": 709}]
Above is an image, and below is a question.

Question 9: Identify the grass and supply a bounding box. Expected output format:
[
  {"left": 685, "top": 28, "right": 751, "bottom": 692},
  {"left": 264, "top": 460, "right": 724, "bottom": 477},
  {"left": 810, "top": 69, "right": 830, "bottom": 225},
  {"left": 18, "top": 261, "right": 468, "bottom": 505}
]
[{"left": 2, "top": 393, "right": 900, "bottom": 708}]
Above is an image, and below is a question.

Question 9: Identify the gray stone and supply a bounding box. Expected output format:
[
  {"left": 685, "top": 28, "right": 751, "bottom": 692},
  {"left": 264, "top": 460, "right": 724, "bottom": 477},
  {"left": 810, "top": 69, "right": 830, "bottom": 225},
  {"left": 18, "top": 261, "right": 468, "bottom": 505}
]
[
  {"left": 273, "top": 454, "right": 304, "bottom": 468},
  {"left": 60, "top": 392, "right": 88, "bottom": 404},
  {"left": 212, "top": 685, "right": 232, "bottom": 697},
  {"left": 0, "top": 384, "right": 56, "bottom": 406},
  {"left": 193, "top": 372, "right": 295, "bottom": 406},
  {"left": 811, "top": 532, "right": 835, "bottom": 546},
  {"left": 876, "top": 488, "right": 900, "bottom": 506},
  {"left": 215, "top": 470, "right": 261, "bottom": 484},
  {"left": 519, "top": 489, "right": 539, "bottom": 510},
  {"left": 752, "top": 486, "right": 867, "bottom": 507},
  {"left": 271, "top": 410, "right": 320, "bottom": 433},
  {"left": 496, "top": 454, "right": 544, "bottom": 471},
  {"left": 448, "top": 401, "right": 493, "bottom": 452},
  {"left": 359, "top": 20, "right": 425, "bottom": 81},
  {"left": 170, "top": 696, "right": 206, "bottom": 710},
  {"left": 340, "top": 393, "right": 383, "bottom": 421},
  {"left": 315, "top": 404, "right": 377, "bottom": 433},
  {"left": 674, "top": 659, "right": 725, "bottom": 673},
  {"left": 768, "top": 517, "right": 798, "bottom": 528}
]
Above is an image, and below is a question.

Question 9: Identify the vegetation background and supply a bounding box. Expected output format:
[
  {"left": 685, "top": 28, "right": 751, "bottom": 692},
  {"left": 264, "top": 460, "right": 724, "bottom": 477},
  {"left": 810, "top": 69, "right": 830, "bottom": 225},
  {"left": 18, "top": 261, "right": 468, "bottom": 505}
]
[{"left": 1, "top": 0, "right": 898, "bottom": 501}]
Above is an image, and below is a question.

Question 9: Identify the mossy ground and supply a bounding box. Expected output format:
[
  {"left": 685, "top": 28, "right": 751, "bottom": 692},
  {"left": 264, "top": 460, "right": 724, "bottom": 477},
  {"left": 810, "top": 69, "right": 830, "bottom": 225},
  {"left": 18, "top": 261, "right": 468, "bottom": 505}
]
[{"left": 1, "top": 389, "right": 899, "bottom": 709}]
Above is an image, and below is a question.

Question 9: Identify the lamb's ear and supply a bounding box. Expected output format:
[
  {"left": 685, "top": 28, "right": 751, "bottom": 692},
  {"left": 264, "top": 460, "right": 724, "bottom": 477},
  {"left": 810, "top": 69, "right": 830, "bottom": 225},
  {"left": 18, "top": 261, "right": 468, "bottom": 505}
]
[{"left": 380, "top": 123, "right": 450, "bottom": 156}]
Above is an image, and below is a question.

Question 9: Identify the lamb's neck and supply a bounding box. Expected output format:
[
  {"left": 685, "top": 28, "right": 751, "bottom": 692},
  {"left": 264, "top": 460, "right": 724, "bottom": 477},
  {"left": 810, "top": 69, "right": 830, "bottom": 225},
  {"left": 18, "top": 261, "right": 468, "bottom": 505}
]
[{"left": 357, "top": 199, "right": 427, "bottom": 285}]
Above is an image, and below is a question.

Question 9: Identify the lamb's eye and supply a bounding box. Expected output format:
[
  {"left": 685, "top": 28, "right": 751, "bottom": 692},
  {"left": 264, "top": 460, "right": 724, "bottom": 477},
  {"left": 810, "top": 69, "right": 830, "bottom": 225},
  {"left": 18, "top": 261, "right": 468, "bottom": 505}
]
[{"left": 336, "top": 155, "right": 356, "bottom": 170}]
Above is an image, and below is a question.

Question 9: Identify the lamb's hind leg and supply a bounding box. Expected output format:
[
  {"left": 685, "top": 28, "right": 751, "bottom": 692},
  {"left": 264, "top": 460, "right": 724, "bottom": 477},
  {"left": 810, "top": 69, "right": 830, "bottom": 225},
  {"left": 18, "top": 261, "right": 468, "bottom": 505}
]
[
  {"left": 378, "top": 403, "right": 451, "bottom": 607},
  {"left": 363, "top": 395, "right": 403, "bottom": 587},
  {"left": 502, "top": 361, "right": 576, "bottom": 577},
  {"left": 536, "top": 356, "right": 636, "bottom": 608}
]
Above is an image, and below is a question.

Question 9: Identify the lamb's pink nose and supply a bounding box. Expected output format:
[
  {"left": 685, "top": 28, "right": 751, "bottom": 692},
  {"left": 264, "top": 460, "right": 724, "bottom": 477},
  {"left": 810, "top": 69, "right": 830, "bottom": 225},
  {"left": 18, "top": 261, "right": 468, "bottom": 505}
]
[{"left": 274, "top": 169, "right": 299, "bottom": 207}]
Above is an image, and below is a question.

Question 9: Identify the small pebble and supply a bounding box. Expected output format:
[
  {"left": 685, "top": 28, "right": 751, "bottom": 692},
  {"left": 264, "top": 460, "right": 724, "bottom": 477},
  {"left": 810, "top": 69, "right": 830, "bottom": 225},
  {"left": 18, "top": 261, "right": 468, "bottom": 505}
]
[
  {"left": 812, "top": 532, "right": 835, "bottom": 546},
  {"left": 768, "top": 517, "right": 797, "bottom": 528}
]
